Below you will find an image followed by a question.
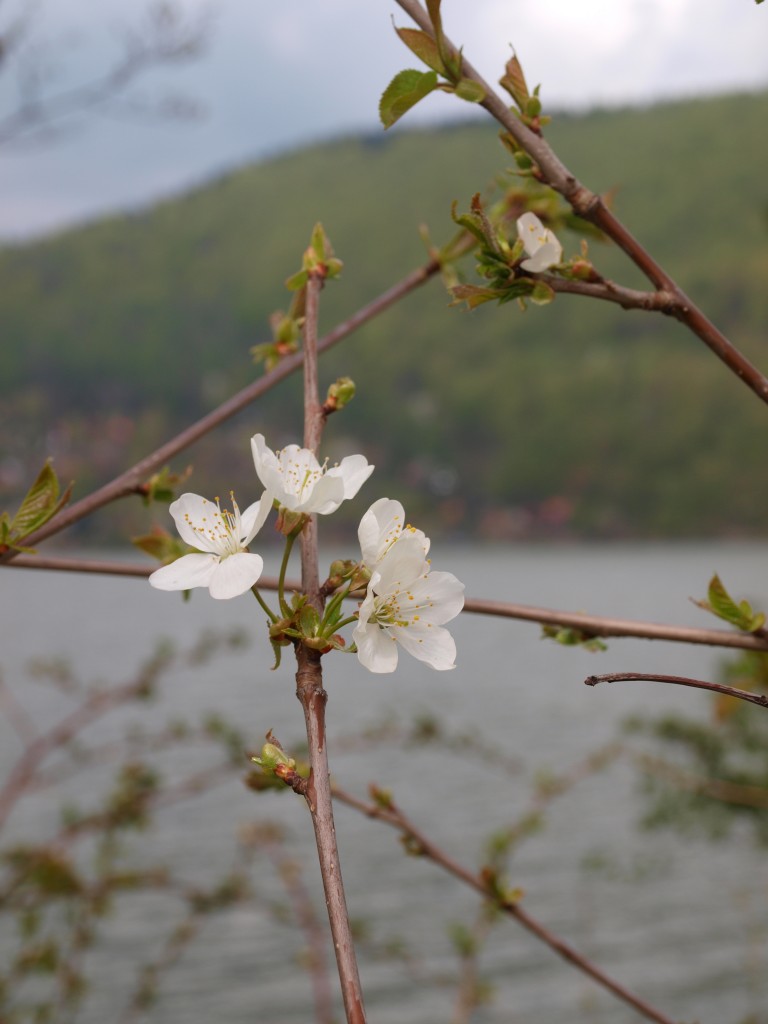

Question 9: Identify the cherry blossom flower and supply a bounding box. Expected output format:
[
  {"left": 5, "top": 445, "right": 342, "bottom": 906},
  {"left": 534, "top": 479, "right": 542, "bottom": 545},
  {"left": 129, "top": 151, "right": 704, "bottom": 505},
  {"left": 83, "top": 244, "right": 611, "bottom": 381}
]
[
  {"left": 516, "top": 212, "right": 562, "bottom": 273},
  {"left": 358, "top": 497, "right": 428, "bottom": 570},
  {"left": 353, "top": 529, "right": 464, "bottom": 674},
  {"left": 251, "top": 434, "right": 373, "bottom": 516},
  {"left": 149, "top": 491, "right": 270, "bottom": 600}
]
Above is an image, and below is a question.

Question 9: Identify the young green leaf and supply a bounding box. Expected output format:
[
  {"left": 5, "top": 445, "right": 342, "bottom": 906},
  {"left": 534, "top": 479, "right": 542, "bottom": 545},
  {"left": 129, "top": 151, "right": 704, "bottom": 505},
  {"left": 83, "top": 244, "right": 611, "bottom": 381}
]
[
  {"left": 394, "top": 27, "right": 445, "bottom": 74},
  {"left": 499, "top": 54, "right": 530, "bottom": 110},
  {"left": 4, "top": 460, "right": 72, "bottom": 548},
  {"left": 449, "top": 283, "right": 504, "bottom": 309},
  {"left": 379, "top": 69, "right": 438, "bottom": 128},
  {"left": 541, "top": 624, "right": 608, "bottom": 652},
  {"left": 694, "top": 574, "right": 766, "bottom": 633},
  {"left": 454, "top": 78, "right": 486, "bottom": 104}
]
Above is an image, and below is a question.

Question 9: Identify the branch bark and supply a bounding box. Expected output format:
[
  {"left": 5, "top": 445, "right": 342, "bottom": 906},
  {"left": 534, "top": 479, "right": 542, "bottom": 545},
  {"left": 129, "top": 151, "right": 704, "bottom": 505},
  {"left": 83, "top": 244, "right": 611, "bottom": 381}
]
[{"left": 586, "top": 671, "right": 768, "bottom": 710}]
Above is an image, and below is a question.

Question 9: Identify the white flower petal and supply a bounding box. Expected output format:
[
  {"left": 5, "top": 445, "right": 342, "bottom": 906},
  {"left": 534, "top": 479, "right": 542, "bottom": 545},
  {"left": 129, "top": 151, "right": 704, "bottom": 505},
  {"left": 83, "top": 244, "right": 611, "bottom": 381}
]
[
  {"left": 393, "top": 622, "right": 457, "bottom": 670},
  {"left": 239, "top": 494, "right": 272, "bottom": 545},
  {"left": 405, "top": 570, "right": 465, "bottom": 624},
  {"left": 358, "top": 498, "right": 404, "bottom": 566},
  {"left": 208, "top": 552, "right": 264, "bottom": 600},
  {"left": 374, "top": 535, "right": 430, "bottom": 593},
  {"left": 521, "top": 242, "right": 561, "bottom": 273},
  {"left": 297, "top": 472, "right": 347, "bottom": 514},
  {"left": 353, "top": 618, "right": 400, "bottom": 673},
  {"left": 149, "top": 552, "right": 218, "bottom": 592},
  {"left": 170, "top": 493, "right": 224, "bottom": 553},
  {"left": 516, "top": 212, "right": 562, "bottom": 272},
  {"left": 329, "top": 455, "right": 375, "bottom": 501},
  {"left": 251, "top": 433, "right": 372, "bottom": 515}
]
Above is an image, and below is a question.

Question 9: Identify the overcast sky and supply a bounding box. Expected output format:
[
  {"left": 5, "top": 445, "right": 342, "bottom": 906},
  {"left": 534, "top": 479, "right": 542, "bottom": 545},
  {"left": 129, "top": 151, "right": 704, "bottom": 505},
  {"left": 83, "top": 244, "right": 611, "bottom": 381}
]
[{"left": 0, "top": 0, "right": 766, "bottom": 240}]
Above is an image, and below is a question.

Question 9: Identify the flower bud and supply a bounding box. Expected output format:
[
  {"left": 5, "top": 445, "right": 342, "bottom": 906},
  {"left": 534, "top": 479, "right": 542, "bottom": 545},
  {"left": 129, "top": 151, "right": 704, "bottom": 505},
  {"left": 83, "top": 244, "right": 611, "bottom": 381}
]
[{"left": 250, "top": 741, "right": 296, "bottom": 775}]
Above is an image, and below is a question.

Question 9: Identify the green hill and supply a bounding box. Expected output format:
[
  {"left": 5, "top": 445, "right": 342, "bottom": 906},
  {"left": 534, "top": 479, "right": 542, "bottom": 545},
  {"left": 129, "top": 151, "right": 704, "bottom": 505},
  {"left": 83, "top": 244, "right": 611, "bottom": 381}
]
[{"left": 2, "top": 91, "right": 768, "bottom": 540}]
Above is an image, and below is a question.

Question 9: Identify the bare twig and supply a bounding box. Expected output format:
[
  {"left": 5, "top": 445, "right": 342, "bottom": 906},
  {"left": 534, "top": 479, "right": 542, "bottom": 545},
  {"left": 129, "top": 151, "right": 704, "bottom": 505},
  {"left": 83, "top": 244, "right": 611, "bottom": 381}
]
[
  {"left": 586, "top": 672, "right": 768, "bottom": 710},
  {"left": 0, "top": 259, "right": 439, "bottom": 561},
  {"left": 463, "top": 596, "right": 768, "bottom": 652},
  {"left": 393, "top": 0, "right": 768, "bottom": 405},
  {"left": 332, "top": 785, "right": 677, "bottom": 1024}
]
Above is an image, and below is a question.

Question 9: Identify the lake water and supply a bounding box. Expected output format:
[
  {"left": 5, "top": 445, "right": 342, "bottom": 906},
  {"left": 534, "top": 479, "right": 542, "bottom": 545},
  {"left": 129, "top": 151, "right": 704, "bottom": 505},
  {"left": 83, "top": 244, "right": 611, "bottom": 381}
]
[{"left": 1, "top": 543, "right": 767, "bottom": 1024}]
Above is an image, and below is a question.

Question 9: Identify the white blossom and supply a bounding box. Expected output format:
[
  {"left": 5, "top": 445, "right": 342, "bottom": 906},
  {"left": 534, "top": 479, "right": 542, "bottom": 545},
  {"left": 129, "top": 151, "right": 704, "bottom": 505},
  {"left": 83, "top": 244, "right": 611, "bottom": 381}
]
[
  {"left": 353, "top": 530, "right": 464, "bottom": 674},
  {"left": 516, "top": 211, "right": 562, "bottom": 273},
  {"left": 358, "top": 497, "right": 428, "bottom": 571},
  {"left": 251, "top": 433, "right": 373, "bottom": 516},
  {"left": 149, "top": 491, "right": 270, "bottom": 600}
]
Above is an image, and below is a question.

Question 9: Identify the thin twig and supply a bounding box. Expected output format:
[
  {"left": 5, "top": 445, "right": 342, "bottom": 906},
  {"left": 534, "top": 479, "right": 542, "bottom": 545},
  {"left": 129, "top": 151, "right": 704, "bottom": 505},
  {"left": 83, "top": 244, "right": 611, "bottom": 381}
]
[
  {"left": 332, "top": 785, "right": 677, "bottom": 1024},
  {"left": 393, "top": 0, "right": 768, "bottom": 405},
  {"left": 0, "top": 259, "right": 440, "bottom": 562},
  {"left": 586, "top": 672, "right": 768, "bottom": 710}
]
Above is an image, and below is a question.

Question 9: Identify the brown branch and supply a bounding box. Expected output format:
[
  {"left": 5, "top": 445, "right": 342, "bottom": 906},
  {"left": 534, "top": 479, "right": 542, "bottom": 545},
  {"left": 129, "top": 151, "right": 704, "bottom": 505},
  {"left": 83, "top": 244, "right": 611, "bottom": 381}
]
[
  {"left": 294, "top": 270, "right": 367, "bottom": 1024},
  {"left": 463, "top": 596, "right": 768, "bottom": 652},
  {"left": 332, "top": 785, "right": 677, "bottom": 1024},
  {"left": 586, "top": 672, "right": 768, "bottom": 710},
  {"left": 0, "top": 258, "right": 439, "bottom": 562},
  {"left": 542, "top": 275, "right": 675, "bottom": 313},
  {"left": 393, "top": 0, "right": 768, "bottom": 405},
  {"left": 9, "top": 556, "right": 768, "bottom": 655}
]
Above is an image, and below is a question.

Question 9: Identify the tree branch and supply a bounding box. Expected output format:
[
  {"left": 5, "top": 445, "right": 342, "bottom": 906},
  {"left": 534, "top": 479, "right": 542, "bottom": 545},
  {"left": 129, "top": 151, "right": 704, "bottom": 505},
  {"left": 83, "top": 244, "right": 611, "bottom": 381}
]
[
  {"left": 0, "top": 258, "right": 439, "bottom": 561},
  {"left": 586, "top": 672, "right": 768, "bottom": 710},
  {"left": 393, "top": 0, "right": 768, "bottom": 405},
  {"left": 7, "top": 557, "right": 768, "bottom": 655},
  {"left": 332, "top": 785, "right": 677, "bottom": 1024}
]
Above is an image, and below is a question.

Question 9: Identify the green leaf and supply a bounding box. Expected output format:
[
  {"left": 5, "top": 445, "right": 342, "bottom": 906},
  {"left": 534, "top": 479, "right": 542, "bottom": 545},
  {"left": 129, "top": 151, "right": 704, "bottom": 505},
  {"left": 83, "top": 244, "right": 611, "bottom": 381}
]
[
  {"left": 499, "top": 54, "right": 529, "bottom": 109},
  {"left": 449, "top": 284, "right": 503, "bottom": 309},
  {"left": 694, "top": 574, "right": 766, "bottom": 633},
  {"left": 7, "top": 460, "right": 72, "bottom": 545},
  {"left": 449, "top": 205, "right": 488, "bottom": 248},
  {"left": 541, "top": 624, "right": 608, "bottom": 652},
  {"left": 379, "top": 69, "right": 438, "bottom": 129},
  {"left": 530, "top": 280, "right": 556, "bottom": 305},
  {"left": 285, "top": 268, "right": 308, "bottom": 291},
  {"left": 131, "top": 526, "right": 188, "bottom": 564},
  {"left": 298, "top": 604, "right": 320, "bottom": 638},
  {"left": 394, "top": 27, "right": 445, "bottom": 74},
  {"left": 454, "top": 78, "right": 485, "bottom": 104}
]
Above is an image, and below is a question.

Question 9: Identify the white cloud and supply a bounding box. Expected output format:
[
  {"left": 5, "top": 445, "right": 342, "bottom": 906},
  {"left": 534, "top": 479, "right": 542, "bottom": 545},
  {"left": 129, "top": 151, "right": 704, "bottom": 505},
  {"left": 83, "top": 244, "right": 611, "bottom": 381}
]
[{"left": 1, "top": 0, "right": 766, "bottom": 238}]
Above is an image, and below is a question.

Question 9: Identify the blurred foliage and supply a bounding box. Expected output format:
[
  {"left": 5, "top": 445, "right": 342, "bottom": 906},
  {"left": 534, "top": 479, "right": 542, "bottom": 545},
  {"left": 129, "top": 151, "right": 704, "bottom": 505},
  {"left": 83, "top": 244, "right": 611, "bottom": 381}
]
[
  {"left": 626, "top": 649, "right": 768, "bottom": 845},
  {"left": 1, "top": 92, "right": 768, "bottom": 539}
]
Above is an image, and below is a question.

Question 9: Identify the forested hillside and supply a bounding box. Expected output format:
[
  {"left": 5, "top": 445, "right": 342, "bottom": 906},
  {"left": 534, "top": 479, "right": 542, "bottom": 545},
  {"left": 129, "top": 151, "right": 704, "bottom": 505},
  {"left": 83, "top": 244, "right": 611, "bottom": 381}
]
[{"left": 2, "top": 91, "right": 767, "bottom": 539}]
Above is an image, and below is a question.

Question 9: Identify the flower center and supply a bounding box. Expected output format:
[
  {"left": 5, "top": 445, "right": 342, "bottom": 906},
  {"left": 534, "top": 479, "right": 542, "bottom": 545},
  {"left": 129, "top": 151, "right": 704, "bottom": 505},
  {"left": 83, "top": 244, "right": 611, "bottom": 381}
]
[
  {"left": 277, "top": 450, "right": 328, "bottom": 498},
  {"left": 184, "top": 492, "right": 243, "bottom": 557},
  {"left": 370, "top": 582, "right": 423, "bottom": 630}
]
